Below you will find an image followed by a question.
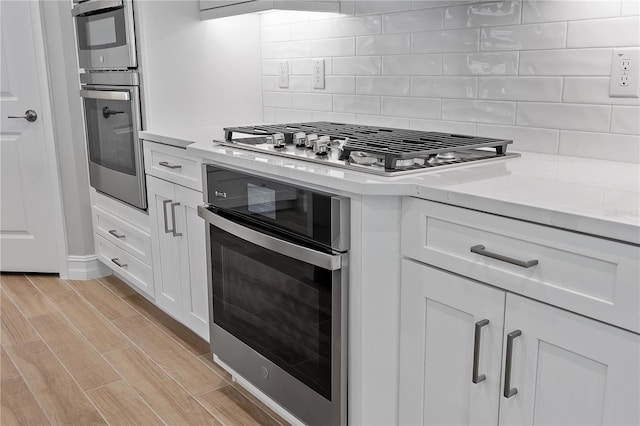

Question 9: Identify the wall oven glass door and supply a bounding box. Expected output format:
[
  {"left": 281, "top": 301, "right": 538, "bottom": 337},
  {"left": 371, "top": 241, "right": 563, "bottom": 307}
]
[
  {"left": 80, "top": 86, "right": 146, "bottom": 209},
  {"left": 199, "top": 206, "right": 346, "bottom": 425},
  {"left": 73, "top": 0, "right": 136, "bottom": 70}
]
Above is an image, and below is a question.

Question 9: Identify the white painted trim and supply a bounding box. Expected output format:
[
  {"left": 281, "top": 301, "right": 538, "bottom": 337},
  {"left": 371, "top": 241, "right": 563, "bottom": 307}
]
[
  {"left": 31, "top": 2, "right": 69, "bottom": 278},
  {"left": 67, "top": 255, "right": 111, "bottom": 280}
]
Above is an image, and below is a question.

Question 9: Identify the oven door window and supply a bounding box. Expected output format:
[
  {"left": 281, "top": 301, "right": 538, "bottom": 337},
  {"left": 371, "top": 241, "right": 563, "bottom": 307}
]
[
  {"left": 84, "top": 95, "right": 136, "bottom": 175},
  {"left": 76, "top": 8, "right": 127, "bottom": 51},
  {"left": 211, "top": 224, "right": 333, "bottom": 400}
]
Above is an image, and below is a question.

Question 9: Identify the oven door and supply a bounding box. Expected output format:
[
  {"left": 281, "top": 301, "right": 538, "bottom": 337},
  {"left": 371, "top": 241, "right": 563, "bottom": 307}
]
[
  {"left": 72, "top": 0, "right": 136, "bottom": 70},
  {"left": 198, "top": 205, "right": 347, "bottom": 426},
  {"left": 80, "top": 85, "right": 146, "bottom": 209}
]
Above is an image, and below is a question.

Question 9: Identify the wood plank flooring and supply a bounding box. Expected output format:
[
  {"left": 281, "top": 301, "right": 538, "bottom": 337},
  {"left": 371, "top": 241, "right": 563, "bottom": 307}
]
[{"left": 0, "top": 273, "right": 287, "bottom": 426}]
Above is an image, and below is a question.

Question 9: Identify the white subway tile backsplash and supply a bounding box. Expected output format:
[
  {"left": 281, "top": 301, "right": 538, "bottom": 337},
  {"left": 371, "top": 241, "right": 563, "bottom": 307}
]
[
  {"left": 622, "top": 0, "right": 640, "bottom": 16},
  {"left": 262, "top": 76, "right": 276, "bottom": 91},
  {"left": 331, "top": 16, "right": 381, "bottom": 37},
  {"left": 443, "top": 52, "right": 518, "bottom": 75},
  {"left": 382, "top": 8, "right": 443, "bottom": 34},
  {"left": 357, "top": 76, "right": 411, "bottom": 96},
  {"left": 563, "top": 77, "right": 640, "bottom": 106},
  {"left": 611, "top": 106, "right": 640, "bottom": 135},
  {"left": 412, "top": 28, "right": 479, "bottom": 53},
  {"left": 263, "top": 107, "right": 276, "bottom": 123},
  {"left": 273, "top": 40, "right": 311, "bottom": 58},
  {"left": 567, "top": 18, "right": 640, "bottom": 48},
  {"left": 442, "top": 100, "right": 516, "bottom": 124},
  {"left": 261, "top": 11, "right": 311, "bottom": 26},
  {"left": 382, "top": 96, "right": 441, "bottom": 119},
  {"left": 262, "top": 43, "right": 274, "bottom": 59},
  {"left": 444, "top": 1, "right": 522, "bottom": 29},
  {"left": 262, "top": 59, "right": 280, "bottom": 75},
  {"left": 383, "top": 54, "right": 442, "bottom": 75},
  {"left": 559, "top": 131, "right": 640, "bottom": 163},
  {"left": 312, "top": 111, "right": 357, "bottom": 123},
  {"left": 278, "top": 76, "right": 313, "bottom": 92},
  {"left": 480, "top": 22, "right": 566, "bottom": 51},
  {"left": 263, "top": 91, "right": 292, "bottom": 108},
  {"left": 290, "top": 20, "right": 332, "bottom": 41},
  {"left": 310, "top": 38, "right": 356, "bottom": 57},
  {"left": 291, "top": 93, "right": 333, "bottom": 111},
  {"left": 517, "top": 103, "right": 611, "bottom": 132},
  {"left": 522, "top": 0, "right": 621, "bottom": 24},
  {"left": 356, "top": 1, "right": 412, "bottom": 16},
  {"left": 261, "top": 25, "right": 290, "bottom": 43},
  {"left": 410, "top": 117, "right": 477, "bottom": 134},
  {"left": 412, "top": 76, "right": 477, "bottom": 98},
  {"left": 478, "top": 77, "right": 562, "bottom": 102},
  {"left": 333, "top": 95, "right": 381, "bottom": 114},
  {"left": 274, "top": 108, "right": 314, "bottom": 122},
  {"left": 356, "top": 114, "right": 411, "bottom": 128},
  {"left": 334, "top": 56, "right": 381, "bottom": 75},
  {"left": 356, "top": 34, "right": 411, "bottom": 55},
  {"left": 290, "top": 58, "right": 333, "bottom": 75},
  {"left": 476, "top": 124, "right": 559, "bottom": 153},
  {"left": 519, "top": 49, "right": 612, "bottom": 75},
  {"left": 323, "top": 76, "right": 357, "bottom": 94}
]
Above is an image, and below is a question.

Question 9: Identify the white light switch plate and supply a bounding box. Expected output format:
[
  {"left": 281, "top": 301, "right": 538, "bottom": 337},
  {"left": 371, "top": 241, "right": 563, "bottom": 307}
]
[
  {"left": 610, "top": 48, "right": 640, "bottom": 98},
  {"left": 278, "top": 60, "right": 289, "bottom": 88},
  {"left": 313, "top": 58, "right": 325, "bottom": 89}
]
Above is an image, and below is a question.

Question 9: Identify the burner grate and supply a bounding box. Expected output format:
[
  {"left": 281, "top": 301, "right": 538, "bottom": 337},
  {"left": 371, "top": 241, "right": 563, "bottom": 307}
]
[{"left": 224, "top": 122, "right": 513, "bottom": 170}]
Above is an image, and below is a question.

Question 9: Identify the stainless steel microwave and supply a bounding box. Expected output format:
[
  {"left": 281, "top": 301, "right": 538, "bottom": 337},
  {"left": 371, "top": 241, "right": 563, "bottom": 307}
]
[{"left": 72, "top": 0, "right": 137, "bottom": 70}]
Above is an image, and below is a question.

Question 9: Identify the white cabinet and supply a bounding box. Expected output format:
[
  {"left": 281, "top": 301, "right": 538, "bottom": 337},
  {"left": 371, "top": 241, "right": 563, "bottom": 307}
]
[
  {"left": 400, "top": 197, "right": 640, "bottom": 426},
  {"left": 400, "top": 259, "right": 640, "bottom": 426},
  {"left": 199, "top": 0, "right": 341, "bottom": 20}
]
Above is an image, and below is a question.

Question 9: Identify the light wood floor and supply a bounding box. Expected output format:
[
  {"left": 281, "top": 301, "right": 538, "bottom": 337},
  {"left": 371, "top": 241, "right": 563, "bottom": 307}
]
[{"left": 0, "top": 273, "right": 287, "bottom": 426}]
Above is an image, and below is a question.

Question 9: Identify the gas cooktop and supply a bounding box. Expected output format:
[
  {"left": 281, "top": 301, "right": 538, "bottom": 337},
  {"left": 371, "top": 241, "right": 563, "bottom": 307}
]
[{"left": 220, "top": 122, "right": 519, "bottom": 176}]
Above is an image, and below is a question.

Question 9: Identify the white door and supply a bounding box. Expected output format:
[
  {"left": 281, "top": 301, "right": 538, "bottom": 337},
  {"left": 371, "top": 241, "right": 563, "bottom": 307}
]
[
  {"left": 499, "top": 294, "right": 640, "bottom": 426},
  {"left": 399, "top": 259, "right": 506, "bottom": 426},
  {"left": 1, "top": 1, "right": 59, "bottom": 272}
]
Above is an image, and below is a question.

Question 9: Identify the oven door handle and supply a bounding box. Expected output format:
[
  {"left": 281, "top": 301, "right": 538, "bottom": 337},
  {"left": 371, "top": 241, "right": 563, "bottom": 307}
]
[
  {"left": 72, "top": 0, "right": 123, "bottom": 17},
  {"left": 80, "top": 89, "right": 130, "bottom": 101},
  {"left": 197, "top": 205, "right": 344, "bottom": 271}
]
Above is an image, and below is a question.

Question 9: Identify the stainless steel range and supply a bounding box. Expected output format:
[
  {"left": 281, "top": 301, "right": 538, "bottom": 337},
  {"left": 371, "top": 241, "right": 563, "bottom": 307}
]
[{"left": 221, "top": 122, "right": 518, "bottom": 176}]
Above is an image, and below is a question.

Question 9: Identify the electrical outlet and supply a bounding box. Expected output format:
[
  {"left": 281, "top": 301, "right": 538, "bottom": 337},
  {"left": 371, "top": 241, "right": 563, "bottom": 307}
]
[
  {"left": 610, "top": 49, "right": 639, "bottom": 97},
  {"left": 313, "top": 58, "right": 325, "bottom": 89},
  {"left": 278, "top": 60, "right": 289, "bottom": 88}
]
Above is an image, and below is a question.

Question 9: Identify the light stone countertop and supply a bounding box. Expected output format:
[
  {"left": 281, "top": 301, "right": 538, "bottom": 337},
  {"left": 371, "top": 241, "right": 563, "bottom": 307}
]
[{"left": 139, "top": 126, "right": 640, "bottom": 245}]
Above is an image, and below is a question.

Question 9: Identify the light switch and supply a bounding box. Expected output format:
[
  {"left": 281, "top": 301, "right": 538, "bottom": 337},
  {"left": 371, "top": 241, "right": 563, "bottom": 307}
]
[
  {"left": 313, "top": 58, "right": 325, "bottom": 89},
  {"left": 278, "top": 60, "right": 289, "bottom": 88}
]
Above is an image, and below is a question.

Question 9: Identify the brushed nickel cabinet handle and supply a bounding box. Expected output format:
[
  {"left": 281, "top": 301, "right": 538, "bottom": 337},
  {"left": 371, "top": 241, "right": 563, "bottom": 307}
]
[
  {"left": 108, "top": 229, "right": 125, "bottom": 239},
  {"left": 504, "top": 330, "right": 522, "bottom": 398},
  {"left": 470, "top": 245, "right": 538, "bottom": 268},
  {"left": 111, "top": 258, "right": 127, "bottom": 268},
  {"left": 159, "top": 161, "right": 182, "bottom": 169},
  {"left": 170, "top": 202, "right": 182, "bottom": 237},
  {"left": 472, "top": 319, "right": 489, "bottom": 384},
  {"left": 162, "top": 199, "right": 173, "bottom": 234}
]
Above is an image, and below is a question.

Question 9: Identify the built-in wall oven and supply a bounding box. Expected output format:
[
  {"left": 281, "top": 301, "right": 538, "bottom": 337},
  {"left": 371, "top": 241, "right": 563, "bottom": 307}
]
[
  {"left": 72, "top": 0, "right": 137, "bottom": 70},
  {"left": 80, "top": 71, "right": 146, "bottom": 209},
  {"left": 198, "top": 164, "right": 349, "bottom": 426}
]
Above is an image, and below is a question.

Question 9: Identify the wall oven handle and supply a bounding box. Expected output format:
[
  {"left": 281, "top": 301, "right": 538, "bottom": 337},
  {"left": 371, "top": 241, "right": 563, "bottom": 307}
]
[
  {"left": 80, "top": 89, "right": 130, "bottom": 101},
  {"left": 197, "top": 205, "right": 344, "bottom": 271},
  {"left": 162, "top": 199, "right": 173, "bottom": 234},
  {"left": 72, "top": 0, "right": 123, "bottom": 17}
]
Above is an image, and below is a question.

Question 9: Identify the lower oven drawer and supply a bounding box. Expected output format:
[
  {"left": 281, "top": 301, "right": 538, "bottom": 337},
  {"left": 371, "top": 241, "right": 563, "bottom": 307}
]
[
  {"left": 92, "top": 206, "right": 152, "bottom": 264},
  {"left": 96, "top": 235, "right": 154, "bottom": 298},
  {"left": 401, "top": 198, "right": 640, "bottom": 333}
]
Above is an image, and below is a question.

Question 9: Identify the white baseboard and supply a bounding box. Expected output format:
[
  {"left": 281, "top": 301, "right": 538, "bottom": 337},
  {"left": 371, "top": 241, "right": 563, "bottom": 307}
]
[{"left": 66, "top": 255, "right": 112, "bottom": 280}]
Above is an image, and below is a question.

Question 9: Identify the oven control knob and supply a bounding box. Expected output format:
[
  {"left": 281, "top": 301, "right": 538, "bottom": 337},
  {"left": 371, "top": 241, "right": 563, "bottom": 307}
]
[
  {"left": 261, "top": 366, "right": 269, "bottom": 380},
  {"left": 306, "top": 133, "right": 318, "bottom": 149},
  {"left": 313, "top": 136, "right": 331, "bottom": 156},
  {"left": 293, "top": 132, "right": 307, "bottom": 147}
]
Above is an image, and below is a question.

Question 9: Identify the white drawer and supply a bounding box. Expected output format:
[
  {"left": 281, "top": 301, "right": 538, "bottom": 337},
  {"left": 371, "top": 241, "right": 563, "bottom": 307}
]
[
  {"left": 92, "top": 206, "right": 152, "bottom": 264},
  {"left": 143, "top": 141, "right": 202, "bottom": 191},
  {"left": 96, "top": 235, "right": 154, "bottom": 299},
  {"left": 402, "top": 198, "right": 640, "bottom": 333}
]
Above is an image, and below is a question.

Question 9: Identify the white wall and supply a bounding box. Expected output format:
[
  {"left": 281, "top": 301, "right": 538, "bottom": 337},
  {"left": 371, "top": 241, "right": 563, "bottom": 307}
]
[
  {"left": 136, "top": 0, "right": 264, "bottom": 131},
  {"left": 259, "top": 0, "right": 640, "bottom": 162}
]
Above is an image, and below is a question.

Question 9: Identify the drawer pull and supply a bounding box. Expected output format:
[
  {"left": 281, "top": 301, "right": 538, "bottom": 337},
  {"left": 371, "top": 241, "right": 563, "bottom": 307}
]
[
  {"left": 503, "top": 330, "right": 522, "bottom": 398},
  {"left": 111, "top": 258, "right": 127, "bottom": 268},
  {"left": 159, "top": 161, "right": 182, "bottom": 169},
  {"left": 170, "top": 202, "right": 182, "bottom": 237},
  {"left": 472, "top": 319, "right": 489, "bottom": 384},
  {"left": 108, "top": 229, "right": 126, "bottom": 239},
  {"left": 470, "top": 245, "right": 538, "bottom": 268}
]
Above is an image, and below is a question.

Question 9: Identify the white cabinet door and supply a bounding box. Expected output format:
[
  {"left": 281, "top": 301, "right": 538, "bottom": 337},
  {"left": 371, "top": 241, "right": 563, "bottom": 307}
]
[
  {"left": 499, "top": 294, "right": 640, "bottom": 426},
  {"left": 147, "top": 176, "right": 182, "bottom": 319},
  {"left": 399, "top": 259, "right": 506, "bottom": 426},
  {"left": 175, "top": 185, "right": 209, "bottom": 340}
]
